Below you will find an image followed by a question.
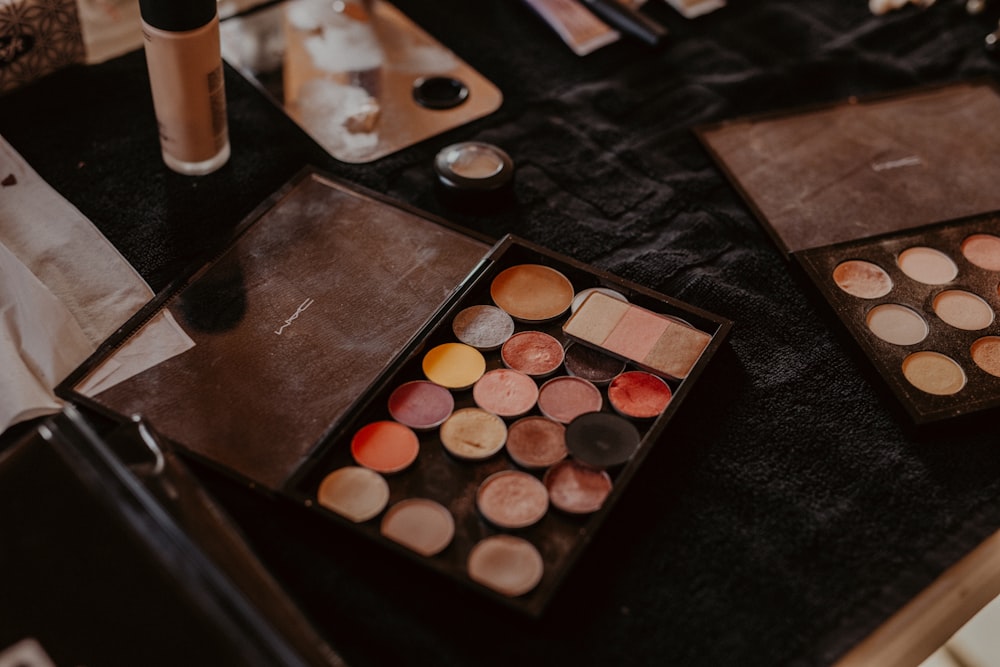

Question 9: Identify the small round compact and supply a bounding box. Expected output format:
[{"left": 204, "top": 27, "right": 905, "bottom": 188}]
[{"left": 434, "top": 141, "right": 515, "bottom": 213}]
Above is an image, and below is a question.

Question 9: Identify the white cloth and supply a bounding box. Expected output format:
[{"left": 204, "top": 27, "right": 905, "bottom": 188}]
[{"left": 0, "top": 135, "right": 194, "bottom": 433}]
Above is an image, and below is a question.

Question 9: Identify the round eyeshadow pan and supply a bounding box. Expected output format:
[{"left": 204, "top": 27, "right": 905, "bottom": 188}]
[
  {"left": 467, "top": 535, "right": 544, "bottom": 597},
  {"left": 317, "top": 466, "right": 390, "bottom": 523},
  {"left": 901, "top": 351, "right": 967, "bottom": 396},
  {"left": 350, "top": 421, "right": 420, "bottom": 473},
  {"left": 387, "top": 380, "right": 455, "bottom": 430},
  {"left": 832, "top": 260, "right": 893, "bottom": 299},
  {"left": 537, "top": 376, "right": 603, "bottom": 424},
  {"left": 422, "top": 342, "right": 486, "bottom": 390},
  {"left": 962, "top": 234, "right": 1000, "bottom": 271},
  {"left": 505, "top": 416, "right": 568, "bottom": 469},
  {"left": 563, "top": 343, "right": 626, "bottom": 385},
  {"left": 865, "top": 303, "right": 929, "bottom": 346},
  {"left": 971, "top": 337, "right": 1000, "bottom": 377},
  {"left": 897, "top": 247, "right": 958, "bottom": 285},
  {"left": 439, "top": 407, "right": 507, "bottom": 460},
  {"left": 490, "top": 264, "right": 575, "bottom": 322},
  {"left": 607, "top": 370, "right": 672, "bottom": 419},
  {"left": 476, "top": 470, "right": 549, "bottom": 529},
  {"left": 452, "top": 304, "right": 515, "bottom": 351},
  {"left": 570, "top": 287, "right": 627, "bottom": 314},
  {"left": 565, "top": 411, "right": 642, "bottom": 468},
  {"left": 544, "top": 459, "right": 613, "bottom": 514},
  {"left": 932, "top": 290, "right": 994, "bottom": 331},
  {"left": 501, "top": 330, "right": 565, "bottom": 377},
  {"left": 473, "top": 368, "right": 539, "bottom": 418},
  {"left": 380, "top": 498, "right": 455, "bottom": 557}
]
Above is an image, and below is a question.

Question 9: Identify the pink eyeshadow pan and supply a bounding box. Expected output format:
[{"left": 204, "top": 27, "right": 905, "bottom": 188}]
[
  {"left": 537, "top": 376, "right": 603, "bottom": 424},
  {"left": 832, "top": 260, "right": 893, "bottom": 299},
  {"left": 602, "top": 307, "right": 668, "bottom": 361},
  {"left": 476, "top": 470, "right": 549, "bottom": 529},
  {"left": 387, "top": 380, "right": 455, "bottom": 430},
  {"left": 543, "top": 459, "right": 612, "bottom": 514},
  {"left": 962, "top": 234, "right": 1000, "bottom": 271},
  {"left": 472, "top": 368, "right": 539, "bottom": 418}
]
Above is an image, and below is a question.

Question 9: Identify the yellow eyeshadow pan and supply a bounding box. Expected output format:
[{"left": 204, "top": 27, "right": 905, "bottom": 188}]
[
  {"left": 422, "top": 342, "right": 486, "bottom": 390},
  {"left": 563, "top": 291, "right": 712, "bottom": 380}
]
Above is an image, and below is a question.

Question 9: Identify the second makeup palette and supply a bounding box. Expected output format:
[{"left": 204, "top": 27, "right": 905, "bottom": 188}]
[
  {"left": 61, "top": 168, "right": 731, "bottom": 615},
  {"left": 698, "top": 80, "right": 1000, "bottom": 423}
]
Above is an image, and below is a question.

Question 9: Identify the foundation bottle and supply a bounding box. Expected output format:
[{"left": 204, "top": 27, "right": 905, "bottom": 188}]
[{"left": 140, "top": 0, "right": 230, "bottom": 175}]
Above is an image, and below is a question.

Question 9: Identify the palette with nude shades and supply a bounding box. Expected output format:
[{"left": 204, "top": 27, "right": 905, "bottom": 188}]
[
  {"left": 60, "top": 168, "right": 731, "bottom": 615},
  {"left": 697, "top": 80, "right": 1000, "bottom": 423}
]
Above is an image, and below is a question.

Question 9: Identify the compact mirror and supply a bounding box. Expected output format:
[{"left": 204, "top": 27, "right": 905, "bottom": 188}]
[{"left": 219, "top": 0, "right": 503, "bottom": 163}]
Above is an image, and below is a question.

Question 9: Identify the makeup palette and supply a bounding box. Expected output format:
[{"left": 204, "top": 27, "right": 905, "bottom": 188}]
[
  {"left": 698, "top": 80, "right": 1000, "bottom": 423},
  {"left": 61, "top": 168, "right": 731, "bottom": 615}
]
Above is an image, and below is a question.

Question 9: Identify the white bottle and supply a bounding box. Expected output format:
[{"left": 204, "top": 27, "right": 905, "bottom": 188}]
[{"left": 140, "top": 0, "right": 230, "bottom": 175}]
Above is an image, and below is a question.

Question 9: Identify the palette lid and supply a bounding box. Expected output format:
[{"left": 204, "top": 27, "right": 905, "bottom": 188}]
[
  {"left": 59, "top": 168, "right": 491, "bottom": 491},
  {"left": 697, "top": 80, "right": 1000, "bottom": 255}
]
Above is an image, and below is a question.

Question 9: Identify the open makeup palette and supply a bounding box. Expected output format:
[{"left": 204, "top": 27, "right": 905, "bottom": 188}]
[
  {"left": 698, "top": 80, "right": 1000, "bottom": 424},
  {"left": 61, "top": 168, "right": 731, "bottom": 615}
]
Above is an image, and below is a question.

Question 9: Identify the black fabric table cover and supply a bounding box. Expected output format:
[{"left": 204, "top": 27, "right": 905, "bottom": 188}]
[{"left": 3, "top": 1, "right": 1000, "bottom": 665}]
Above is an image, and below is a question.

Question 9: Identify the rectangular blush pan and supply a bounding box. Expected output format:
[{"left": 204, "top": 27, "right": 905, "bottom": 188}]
[{"left": 563, "top": 291, "right": 713, "bottom": 380}]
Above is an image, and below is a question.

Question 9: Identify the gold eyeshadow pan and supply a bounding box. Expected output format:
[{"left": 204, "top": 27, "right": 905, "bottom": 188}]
[
  {"left": 698, "top": 81, "right": 1000, "bottom": 422},
  {"left": 61, "top": 169, "right": 731, "bottom": 617}
]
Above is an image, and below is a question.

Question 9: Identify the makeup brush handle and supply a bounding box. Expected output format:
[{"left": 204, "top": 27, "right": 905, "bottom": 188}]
[{"left": 579, "top": 0, "right": 668, "bottom": 47}]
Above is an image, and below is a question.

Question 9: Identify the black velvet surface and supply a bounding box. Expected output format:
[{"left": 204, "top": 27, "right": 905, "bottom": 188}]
[{"left": 3, "top": 1, "right": 1000, "bottom": 665}]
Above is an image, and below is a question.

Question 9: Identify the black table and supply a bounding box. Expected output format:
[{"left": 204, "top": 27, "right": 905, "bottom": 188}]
[{"left": 3, "top": 1, "right": 1000, "bottom": 665}]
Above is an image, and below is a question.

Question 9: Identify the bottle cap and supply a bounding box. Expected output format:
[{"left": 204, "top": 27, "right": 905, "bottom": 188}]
[{"left": 139, "top": 0, "right": 217, "bottom": 32}]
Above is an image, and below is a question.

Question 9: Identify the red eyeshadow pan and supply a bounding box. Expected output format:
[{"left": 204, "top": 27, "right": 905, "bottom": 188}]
[
  {"left": 607, "top": 371, "right": 672, "bottom": 419},
  {"left": 350, "top": 421, "right": 420, "bottom": 473}
]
